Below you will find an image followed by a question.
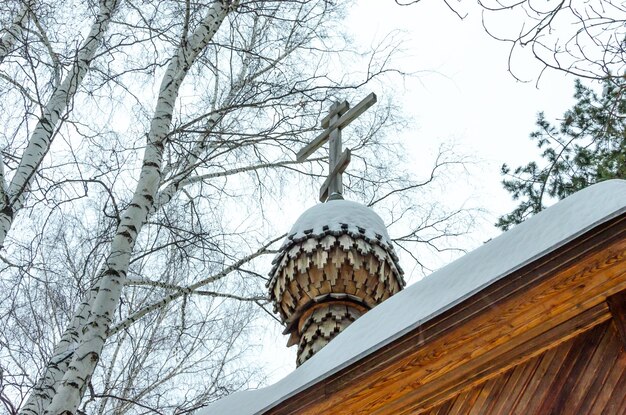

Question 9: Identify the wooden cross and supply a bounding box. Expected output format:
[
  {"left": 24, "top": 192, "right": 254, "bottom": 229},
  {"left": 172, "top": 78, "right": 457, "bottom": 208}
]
[{"left": 296, "top": 92, "right": 377, "bottom": 202}]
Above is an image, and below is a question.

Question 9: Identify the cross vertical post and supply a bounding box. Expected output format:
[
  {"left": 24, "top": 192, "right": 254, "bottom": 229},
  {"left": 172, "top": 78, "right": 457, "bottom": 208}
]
[
  {"left": 328, "top": 102, "right": 344, "bottom": 200},
  {"left": 296, "top": 93, "right": 377, "bottom": 203}
]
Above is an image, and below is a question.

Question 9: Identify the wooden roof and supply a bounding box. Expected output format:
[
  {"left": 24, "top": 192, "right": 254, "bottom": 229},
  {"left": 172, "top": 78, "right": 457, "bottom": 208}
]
[
  {"left": 201, "top": 180, "right": 626, "bottom": 415},
  {"left": 423, "top": 319, "right": 626, "bottom": 414},
  {"left": 266, "top": 210, "right": 626, "bottom": 414}
]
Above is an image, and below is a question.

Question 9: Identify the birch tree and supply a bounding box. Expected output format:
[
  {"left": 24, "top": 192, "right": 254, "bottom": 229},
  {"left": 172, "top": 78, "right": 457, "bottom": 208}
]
[
  {"left": 0, "top": 1, "right": 32, "bottom": 64},
  {"left": 0, "top": 0, "right": 122, "bottom": 249},
  {"left": 0, "top": 0, "right": 476, "bottom": 413}
]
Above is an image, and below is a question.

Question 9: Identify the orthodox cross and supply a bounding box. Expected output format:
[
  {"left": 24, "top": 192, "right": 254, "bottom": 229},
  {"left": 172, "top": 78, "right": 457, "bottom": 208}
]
[{"left": 296, "top": 92, "right": 377, "bottom": 202}]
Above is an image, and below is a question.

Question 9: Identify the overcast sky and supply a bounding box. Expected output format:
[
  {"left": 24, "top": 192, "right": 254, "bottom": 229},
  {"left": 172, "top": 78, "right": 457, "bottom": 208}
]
[
  {"left": 258, "top": 0, "right": 583, "bottom": 383},
  {"left": 347, "top": 0, "right": 579, "bottom": 231},
  {"left": 348, "top": 0, "right": 574, "bottom": 240}
]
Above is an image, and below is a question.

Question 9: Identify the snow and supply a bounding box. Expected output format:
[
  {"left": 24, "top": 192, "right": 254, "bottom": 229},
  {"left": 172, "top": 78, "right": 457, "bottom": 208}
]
[
  {"left": 201, "top": 180, "right": 626, "bottom": 415},
  {"left": 280, "top": 199, "right": 393, "bottom": 250}
]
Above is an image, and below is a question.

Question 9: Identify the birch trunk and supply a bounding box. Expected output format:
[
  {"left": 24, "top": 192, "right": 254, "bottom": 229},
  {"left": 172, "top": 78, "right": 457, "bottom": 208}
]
[
  {"left": 19, "top": 287, "right": 99, "bottom": 415},
  {"left": 44, "top": 2, "right": 233, "bottom": 413},
  {"left": 0, "top": 0, "right": 120, "bottom": 249},
  {"left": 0, "top": 0, "right": 32, "bottom": 64}
]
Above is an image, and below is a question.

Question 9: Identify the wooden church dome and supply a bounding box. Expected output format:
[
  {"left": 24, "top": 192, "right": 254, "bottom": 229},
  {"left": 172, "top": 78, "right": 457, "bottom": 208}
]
[{"left": 268, "top": 200, "right": 405, "bottom": 365}]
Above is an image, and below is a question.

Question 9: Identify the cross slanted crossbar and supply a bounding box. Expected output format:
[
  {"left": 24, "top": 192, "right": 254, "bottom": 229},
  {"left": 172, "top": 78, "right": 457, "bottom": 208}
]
[{"left": 296, "top": 92, "right": 377, "bottom": 202}]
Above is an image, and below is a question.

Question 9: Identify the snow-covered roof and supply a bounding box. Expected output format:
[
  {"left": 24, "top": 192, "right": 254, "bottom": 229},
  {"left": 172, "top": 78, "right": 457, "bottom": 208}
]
[{"left": 202, "top": 180, "right": 626, "bottom": 415}]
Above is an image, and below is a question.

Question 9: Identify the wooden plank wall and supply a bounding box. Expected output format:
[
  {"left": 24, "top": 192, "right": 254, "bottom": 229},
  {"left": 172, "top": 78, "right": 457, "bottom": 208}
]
[{"left": 423, "top": 321, "right": 626, "bottom": 415}]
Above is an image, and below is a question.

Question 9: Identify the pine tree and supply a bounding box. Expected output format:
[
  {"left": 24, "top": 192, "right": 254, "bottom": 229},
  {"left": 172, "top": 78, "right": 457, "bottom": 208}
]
[{"left": 498, "top": 77, "right": 626, "bottom": 230}]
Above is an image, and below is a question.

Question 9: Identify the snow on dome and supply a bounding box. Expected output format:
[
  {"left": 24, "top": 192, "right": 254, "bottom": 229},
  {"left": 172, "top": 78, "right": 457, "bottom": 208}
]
[
  {"left": 281, "top": 199, "right": 392, "bottom": 250},
  {"left": 268, "top": 198, "right": 404, "bottom": 295}
]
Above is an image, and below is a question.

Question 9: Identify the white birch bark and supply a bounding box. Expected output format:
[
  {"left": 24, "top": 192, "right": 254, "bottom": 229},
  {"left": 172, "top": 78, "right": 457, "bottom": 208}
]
[
  {"left": 0, "top": 0, "right": 33, "bottom": 64},
  {"left": 19, "top": 286, "right": 99, "bottom": 415},
  {"left": 0, "top": 153, "right": 8, "bottom": 222},
  {"left": 44, "top": 2, "right": 234, "bottom": 413},
  {"left": 0, "top": 0, "right": 120, "bottom": 249}
]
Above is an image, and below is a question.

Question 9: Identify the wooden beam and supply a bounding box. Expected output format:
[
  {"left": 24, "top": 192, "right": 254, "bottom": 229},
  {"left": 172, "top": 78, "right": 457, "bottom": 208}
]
[
  {"left": 423, "top": 321, "right": 624, "bottom": 415},
  {"left": 533, "top": 322, "right": 605, "bottom": 415},
  {"left": 296, "top": 93, "right": 377, "bottom": 162},
  {"left": 319, "top": 149, "right": 351, "bottom": 202},
  {"left": 359, "top": 303, "right": 613, "bottom": 415},
  {"left": 321, "top": 101, "right": 349, "bottom": 129},
  {"left": 606, "top": 289, "right": 626, "bottom": 350},
  {"left": 331, "top": 92, "right": 377, "bottom": 131}
]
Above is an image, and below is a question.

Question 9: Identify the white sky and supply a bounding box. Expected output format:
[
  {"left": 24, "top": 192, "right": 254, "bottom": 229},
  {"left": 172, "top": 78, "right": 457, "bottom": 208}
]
[
  {"left": 348, "top": 0, "right": 578, "bottom": 229},
  {"left": 257, "top": 0, "right": 582, "bottom": 385}
]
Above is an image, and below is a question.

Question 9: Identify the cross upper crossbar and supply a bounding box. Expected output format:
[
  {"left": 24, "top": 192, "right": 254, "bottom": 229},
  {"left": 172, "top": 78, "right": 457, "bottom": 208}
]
[
  {"left": 320, "top": 100, "right": 349, "bottom": 129},
  {"left": 296, "top": 93, "right": 377, "bottom": 162},
  {"left": 296, "top": 93, "right": 377, "bottom": 202}
]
